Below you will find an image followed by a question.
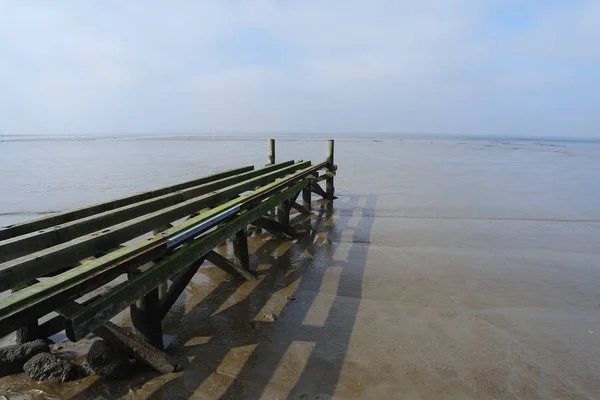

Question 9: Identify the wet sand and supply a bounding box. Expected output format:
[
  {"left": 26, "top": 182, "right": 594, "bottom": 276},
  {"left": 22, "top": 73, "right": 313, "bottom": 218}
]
[{"left": 1, "top": 138, "right": 600, "bottom": 399}]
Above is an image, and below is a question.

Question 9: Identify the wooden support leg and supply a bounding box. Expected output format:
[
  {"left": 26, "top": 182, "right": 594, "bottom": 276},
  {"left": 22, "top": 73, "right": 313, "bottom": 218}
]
[
  {"left": 326, "top": 176, "right": 335, "bottom": 199},
  {"left": 233, "top": 228, "right": 250, "bottom": 272},
  {"left": 311, "top": 182, "right": 329, "bottom": 200},
  {"left": 326, "top": 139, "right": 335, "bottom": 200},
  {"left": 277, "top": 201, "right": 291, "bottom": 225},
  {"left": 206, "top": 251, "right": 255, "bottom": 281},
  {"left": 130, "top": 287, "right": 163, "bottom": 350},
  {"left": 154, "top": 224, "right": 174, "bottom": 300},
  {"left": 291, "top": 190, "right": 301, "bottom": 206},
  {"left": 15, "top": 321, "right": 39, "bottom": 343},
  {"left": 13, "top": 282, "right": 39, "bottom": 343},
  {"left": 302, "top": 187, "right": 312, "bottom": 211},
  {"left": 57, "top": 300, "right": 177, "bottom": 373},
  {"left": 292, "top": 202, "right": 312, "bottom": 216},
  {"left": 99, "top": 322, "right": 177, "bottom": 373},
  {"left": 253, "top": 216, "right": 296, "bottom": 238}
]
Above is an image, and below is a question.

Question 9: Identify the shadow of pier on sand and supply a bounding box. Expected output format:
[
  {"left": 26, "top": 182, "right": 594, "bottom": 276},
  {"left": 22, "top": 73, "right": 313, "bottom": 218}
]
[{"left": 73, "top": 194, "right": 377, "bottom": 400}]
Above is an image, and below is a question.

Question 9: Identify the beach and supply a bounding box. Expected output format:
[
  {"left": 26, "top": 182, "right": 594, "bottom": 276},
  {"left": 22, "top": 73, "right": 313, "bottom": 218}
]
[{"left": 1, "top": 136, "right": 600, "bottom": 399}]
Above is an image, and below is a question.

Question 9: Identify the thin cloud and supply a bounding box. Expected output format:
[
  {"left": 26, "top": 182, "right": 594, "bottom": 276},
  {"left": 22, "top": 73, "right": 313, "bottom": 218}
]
[{"left": 0, "top": 1, "right": 598, "bottom": 136}]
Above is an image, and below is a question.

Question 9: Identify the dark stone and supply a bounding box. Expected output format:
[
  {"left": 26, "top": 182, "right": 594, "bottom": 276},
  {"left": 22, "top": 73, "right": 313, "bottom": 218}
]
[
  {"left": 23, "top": 352, "right": 79, "bottom": 383},
  {"left": 84, "top": 340, "right": 131, "bottom": 379},
  {"left": 0, "top": 339, "right": 50, "bottom": 377}
]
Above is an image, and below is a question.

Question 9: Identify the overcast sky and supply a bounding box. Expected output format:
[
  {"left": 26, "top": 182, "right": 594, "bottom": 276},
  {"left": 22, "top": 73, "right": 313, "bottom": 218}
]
[{"left": 0, "top": 1, "right": 599, "bottom": 137}]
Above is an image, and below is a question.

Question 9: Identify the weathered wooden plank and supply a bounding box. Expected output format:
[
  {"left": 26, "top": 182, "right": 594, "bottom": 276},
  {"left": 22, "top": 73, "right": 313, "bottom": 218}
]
[
  {"left": 67, "top": 179, "right": 310, "bottom": 340},
  {"left": 36, "top": 296, "right": 100, "bottom": 339},
  {"left": 0, "top": 242, "right": 165, "bottom": 338},
  {"left": 98, "top": 322, "right": 178, "bottom": 373},
  {"left": 62, "top": 299, "right": 177, "bottom": 374},
  {"left": 57, "top": 297, "right": 178, "bottom": 374},
  {"left": 0, "top": 164, "right": 323, "bottom": 336},
  {"left": 0, "top": 161, "right": 309, "bottom": 292},
  {"left": 205, "top": 251, "right": 255, "bottom": 281},
  {"left": 51, "top": 300, "right": 178, "bottom": 373},
  {"left": 34, "top": 295, "right": 176, "bottom": 373},
  {"left": 158, "top": 257, "right": 205, "bottom": 319},
  {"left": 0, "top": 162, "right": 295, "bottom": 263},
  {"left": 0, "top": 166, "right": 254, "bottom": 241}
]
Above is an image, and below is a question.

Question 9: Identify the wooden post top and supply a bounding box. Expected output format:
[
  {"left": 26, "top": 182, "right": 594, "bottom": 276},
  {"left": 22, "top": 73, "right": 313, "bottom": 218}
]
[
  {"left": 326, "top": 139, "right": 334, "bottom": 165},
  {"left": 268, "top": 138, "right": 275, "bottom": 165}
]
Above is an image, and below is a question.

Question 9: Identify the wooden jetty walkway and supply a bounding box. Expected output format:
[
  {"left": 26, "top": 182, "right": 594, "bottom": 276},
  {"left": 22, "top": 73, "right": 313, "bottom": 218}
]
[{"left": 0, "top": 139, "right": 336, "bottom": 373}]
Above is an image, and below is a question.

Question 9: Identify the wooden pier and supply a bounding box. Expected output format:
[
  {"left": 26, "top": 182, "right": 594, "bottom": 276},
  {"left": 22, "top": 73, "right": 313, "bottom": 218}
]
[{"left": 0, "top": 139, "right": 336, "bottom": 373}]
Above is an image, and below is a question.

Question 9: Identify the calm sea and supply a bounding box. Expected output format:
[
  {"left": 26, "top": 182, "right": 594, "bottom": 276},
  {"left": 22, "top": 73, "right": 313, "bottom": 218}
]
[{"left": 1, "top": 134, "right": 599, "bottom": 227}]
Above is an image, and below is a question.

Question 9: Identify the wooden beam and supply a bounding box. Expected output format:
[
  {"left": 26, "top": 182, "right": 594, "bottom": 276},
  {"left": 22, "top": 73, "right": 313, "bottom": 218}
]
[
  {"left": 205, "top": 251, "right": 255, "bottom": 281},
  {"left": 30, "top": 297, "right": 177, "bottom": 373},
  {"left": 0, "top": 167, "right": 320, "bottom": 338},
  {"left": 0, "top": 166, "right": 254, "bottom": 242},
  {"left": 0, "top": 161, "right": 310, "bottom": 292},
  {"left": 0, "top": 243, "right": 166, "bottom": 339},
  {"left": 314, "top": 171, "right": 335, "bottom": 183},
  {"left": 158, "top": 258, "right": 205, "bottom": 319},
  {"left": 302, "top": 187, "right": 312, "bottom": 211},
  {"left": 37, "top": 319, "right": 178, "bottom": 374},
  {"left": 0, "top": 162, "right": 296, "bottom": 263},
  {"left": 36, "top": 295, "right": 99, "bottom": 340},
  {"left": 292, "top": 202, "right": 312, "bottom": 216},
  {"left": 291, "top": 189, "right": 301, "bottom": 206},
  {"left": 253, "top": 217, "right": 296, "bottom": 237},
  {"left": 311, "top": 182, "right": 329, "bottom": 199},
  {"left": 66, "top": 179, "right": 310, "bottom": 340},
  {"left": 97, "top": 322, "right": 177, "bottom": 373}
]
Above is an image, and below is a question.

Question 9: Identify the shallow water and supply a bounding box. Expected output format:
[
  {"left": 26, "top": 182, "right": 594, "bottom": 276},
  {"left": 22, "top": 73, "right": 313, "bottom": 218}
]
[{"left": 1, "top": 135, "right": 600, "bottom": 399}]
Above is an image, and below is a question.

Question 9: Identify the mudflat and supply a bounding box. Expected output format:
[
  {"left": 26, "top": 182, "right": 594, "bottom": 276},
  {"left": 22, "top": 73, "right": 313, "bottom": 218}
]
[{"left": 1, "top": 137, "right": 599, "bottom": 399}]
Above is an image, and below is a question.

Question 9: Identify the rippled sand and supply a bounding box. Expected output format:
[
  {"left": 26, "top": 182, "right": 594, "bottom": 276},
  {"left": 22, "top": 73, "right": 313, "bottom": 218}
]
[{"left": 1, "top": 137, "right": 600, "bottom": 399}]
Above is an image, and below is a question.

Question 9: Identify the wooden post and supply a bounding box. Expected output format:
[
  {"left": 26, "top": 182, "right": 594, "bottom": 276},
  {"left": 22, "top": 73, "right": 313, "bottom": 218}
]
[
  {"left": 233, "top": 227, "right": 250, "bottom": 272},
  {"left": 267, "top": 138, "right": 276, "bottom": 218},
  {"left": 130, "top": 285, "right": 163, "bottom": 350},
  {"left": 13, "top": 282, "right": 39, "bottom": 343},
  {"left": 277, "top": 201, "right": 290, "bottom": 226},
  {"left": 326, "top": 139, "right": 335, "bottom": 199},
  {"left": 153, "top": 224, "right": 173, "bottom": 301},
  {"left": 267, "top": 138, "right": 275, "bottom": 165},
  {"left": 302, "top": 187, "right": 312, "bottom": 211}
]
